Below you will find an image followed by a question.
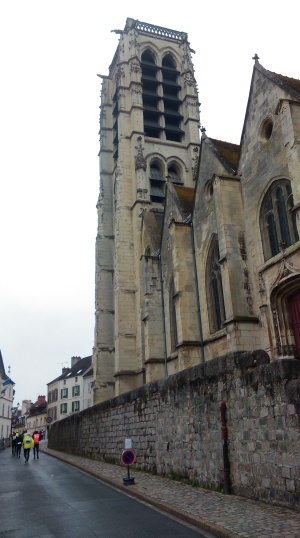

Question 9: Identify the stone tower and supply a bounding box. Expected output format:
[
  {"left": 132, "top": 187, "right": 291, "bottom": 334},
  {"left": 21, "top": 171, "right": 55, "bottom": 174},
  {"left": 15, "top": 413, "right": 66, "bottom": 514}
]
[{"left": 93, "top": 19, "right": 201, "bottom": 404}]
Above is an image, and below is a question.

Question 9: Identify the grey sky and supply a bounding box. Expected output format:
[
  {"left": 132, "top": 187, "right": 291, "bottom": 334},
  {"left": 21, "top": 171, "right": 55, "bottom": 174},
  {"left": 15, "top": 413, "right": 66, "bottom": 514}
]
[{"left": 1, "top": 0, "right": 299, "bottom": 405}]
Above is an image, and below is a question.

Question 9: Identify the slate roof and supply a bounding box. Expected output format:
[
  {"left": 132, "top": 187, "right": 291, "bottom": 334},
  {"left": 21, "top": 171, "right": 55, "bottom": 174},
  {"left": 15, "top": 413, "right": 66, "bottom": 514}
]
[
  {"left": 0, "top": 350, "right": 15, "bottom": 386},
  {"left": 0, "top": 350, "right": 8, "bottom": 380},
  {"left": 83, "top": 366, "right": 93, "bottom": 378},
  {"left": 27, "top": 399, "right": 47, "bottom": 417},
  {"left": 47, "top": 355, "right": 92, "bottom": 385}
]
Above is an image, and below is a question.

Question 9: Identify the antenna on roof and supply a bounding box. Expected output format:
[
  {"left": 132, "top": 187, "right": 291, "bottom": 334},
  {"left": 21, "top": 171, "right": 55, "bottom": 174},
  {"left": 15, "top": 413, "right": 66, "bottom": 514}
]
[{"left": 56, "top": 362, "right": 68, "bottom": 367}]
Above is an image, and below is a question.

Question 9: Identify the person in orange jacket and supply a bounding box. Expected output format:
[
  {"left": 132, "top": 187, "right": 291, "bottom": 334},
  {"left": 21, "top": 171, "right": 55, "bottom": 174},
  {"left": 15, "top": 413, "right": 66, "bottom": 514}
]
[{"left": 32, "top": 430, "right": 41, "bottom": 459}]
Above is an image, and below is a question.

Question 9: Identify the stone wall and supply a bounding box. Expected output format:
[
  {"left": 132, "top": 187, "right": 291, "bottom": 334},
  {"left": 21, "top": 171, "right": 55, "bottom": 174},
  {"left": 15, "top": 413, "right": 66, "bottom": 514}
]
[{"left": 48, "top": 350, "right": 300, "bottom": 510}]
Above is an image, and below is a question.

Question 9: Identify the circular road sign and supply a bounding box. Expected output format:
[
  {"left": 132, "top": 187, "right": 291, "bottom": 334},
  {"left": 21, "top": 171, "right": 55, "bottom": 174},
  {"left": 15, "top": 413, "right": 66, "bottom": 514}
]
[
  {"left": 121, "top": 449, "right": 135, "bottom": 466},
  {"left": 46, "top": 417, "right": 53, "bottom": 424}
]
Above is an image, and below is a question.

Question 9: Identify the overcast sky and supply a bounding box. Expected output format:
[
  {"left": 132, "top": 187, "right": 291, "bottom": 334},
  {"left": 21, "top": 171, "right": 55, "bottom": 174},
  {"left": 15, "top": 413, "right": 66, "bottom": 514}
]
[{"left": 1, "top": 1, "right": 299, "bottom": 405}]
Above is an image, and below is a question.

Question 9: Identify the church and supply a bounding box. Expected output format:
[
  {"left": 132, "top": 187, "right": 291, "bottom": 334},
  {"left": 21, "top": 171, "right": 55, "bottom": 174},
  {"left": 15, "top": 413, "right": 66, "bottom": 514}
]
[{"left": 92, "top": 18, "right": 300, "bottom": 404}]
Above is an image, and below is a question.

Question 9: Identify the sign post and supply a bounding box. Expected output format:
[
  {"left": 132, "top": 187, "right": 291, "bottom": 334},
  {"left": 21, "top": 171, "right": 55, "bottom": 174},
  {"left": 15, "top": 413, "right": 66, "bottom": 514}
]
[{"left": 121, "top": 448, "right": 135, "bottom": 485}]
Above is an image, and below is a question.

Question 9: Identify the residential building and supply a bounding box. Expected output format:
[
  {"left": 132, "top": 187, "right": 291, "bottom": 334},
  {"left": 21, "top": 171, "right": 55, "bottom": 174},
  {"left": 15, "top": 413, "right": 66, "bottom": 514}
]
[
  {"left": 47, "top": 356, "right": 92, "bottom": 424},
  {"left": 25, "top": 395, "right": 47, "bottom": 437},
  {"left": 0, "top": 350, "right": 15, "bottom": 445},
  {"left": 93, "top": 19, "right": 300, "bottom": 404}
]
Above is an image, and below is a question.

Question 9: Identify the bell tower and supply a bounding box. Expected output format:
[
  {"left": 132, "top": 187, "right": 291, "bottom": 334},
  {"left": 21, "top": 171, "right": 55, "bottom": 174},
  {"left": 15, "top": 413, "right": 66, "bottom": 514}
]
[{"left": 93, "top": 19, "right": 200, "bottom": 404}]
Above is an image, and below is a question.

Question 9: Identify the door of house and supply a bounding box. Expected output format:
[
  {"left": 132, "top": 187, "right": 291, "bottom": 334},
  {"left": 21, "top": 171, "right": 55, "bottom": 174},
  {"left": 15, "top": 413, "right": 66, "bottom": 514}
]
[{"left": 289, "top": 292, "right": 300, "bottom": 359}]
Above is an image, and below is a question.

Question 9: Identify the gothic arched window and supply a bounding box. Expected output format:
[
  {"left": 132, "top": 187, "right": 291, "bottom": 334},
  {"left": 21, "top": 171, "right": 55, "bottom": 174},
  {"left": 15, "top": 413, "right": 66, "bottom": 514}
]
[
  {"left": 260, "top": 180, "right": 299, "bottom": 261},
  {"left": 206, "top": 235, "right": 225, "bottom": 333},
  {"left": 169, "top": 277, "right": 178, "bottom": 352}
]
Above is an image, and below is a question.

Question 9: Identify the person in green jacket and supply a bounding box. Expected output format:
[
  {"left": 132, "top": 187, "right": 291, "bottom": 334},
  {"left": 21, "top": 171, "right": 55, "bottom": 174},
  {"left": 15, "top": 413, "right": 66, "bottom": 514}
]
[{"left": 22, "top": 431, "right": 34, "bottom": 464}]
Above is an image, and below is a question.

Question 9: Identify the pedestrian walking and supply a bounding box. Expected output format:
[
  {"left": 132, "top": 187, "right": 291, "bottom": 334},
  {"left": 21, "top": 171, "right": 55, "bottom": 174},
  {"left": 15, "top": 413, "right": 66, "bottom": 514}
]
[
  {"left": 15, "top": 431, "right": 22, "bottom": 458},
  {"left": 32, "top": 431, "right": 41, "bottom": 459},
  {"left": 11, "top": 431, "right": 17, "bottom": 456},
  {"left": 22, "top": 431, "right": 34, "bottom": 464}
]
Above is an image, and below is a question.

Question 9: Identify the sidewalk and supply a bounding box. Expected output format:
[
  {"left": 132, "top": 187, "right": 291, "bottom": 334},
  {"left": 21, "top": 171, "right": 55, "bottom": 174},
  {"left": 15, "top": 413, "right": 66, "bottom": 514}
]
[{"left": 40, "top": 442, "right": 300, "bottom": 538}]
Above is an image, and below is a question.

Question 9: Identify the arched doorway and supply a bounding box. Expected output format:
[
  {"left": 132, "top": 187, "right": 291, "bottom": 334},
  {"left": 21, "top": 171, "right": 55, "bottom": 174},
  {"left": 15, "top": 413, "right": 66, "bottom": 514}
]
[
  {"left": 270, "top": 273, "right": 300, "bottom": 359},
  {"left": 289, "top": 292, "right": 300, "bottom": 359}
]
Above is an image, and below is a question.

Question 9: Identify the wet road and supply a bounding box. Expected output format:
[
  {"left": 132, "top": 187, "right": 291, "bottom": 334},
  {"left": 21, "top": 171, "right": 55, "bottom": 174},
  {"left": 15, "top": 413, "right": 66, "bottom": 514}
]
[{"left": 0, "top": 446, "right": 210, "bottom": 537}]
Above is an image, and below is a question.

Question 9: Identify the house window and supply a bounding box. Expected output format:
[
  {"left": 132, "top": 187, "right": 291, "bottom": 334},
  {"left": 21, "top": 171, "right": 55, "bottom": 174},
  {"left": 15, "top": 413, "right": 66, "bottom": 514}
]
[
  {"left": 206, "top": 235, "right": 226, "bottom": 333},
  {"left": 48, "top": 392, "right": 52, "bottom": 404},
  {"left": 88, "top": 382, "right": 92, "bottom": 394},
  {"left": 260, "top": 180, "right": 299, "bottom": 261},
  {"left": 60, "top": 403, "right": 67, "bottom": 414},
  {"left": 72, "top": 401, "right": 80, "bottom": 413},
  {"left": 72, "top": 385, "right": 80, "bottom": 397},
  {"left": 75, "top": 376, "right": 78, "bottom": 382},
  {"left": 169, "top": 277, "right": 178, "bottom": 352},
  {"left": 61, "top": 388, "right": 68, "bottom": 399}
]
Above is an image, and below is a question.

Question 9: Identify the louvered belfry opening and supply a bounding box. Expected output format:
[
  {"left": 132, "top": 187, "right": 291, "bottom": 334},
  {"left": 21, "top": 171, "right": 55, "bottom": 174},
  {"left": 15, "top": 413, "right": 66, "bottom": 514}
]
[
  {"left": 141, "top": 51, "right": 183, "bottom": 142},
  {"left": 161, "top": 55, "right": 183, "bottom": 142}
]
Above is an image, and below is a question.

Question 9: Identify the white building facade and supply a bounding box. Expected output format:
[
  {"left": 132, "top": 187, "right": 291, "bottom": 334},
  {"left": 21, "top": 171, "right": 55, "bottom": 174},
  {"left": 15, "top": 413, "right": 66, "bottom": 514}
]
[
  {"left": 47, "top": 356, "right": 92, "bottom": 426},
  {"left": 0, "top": 351, "right": 15, "bottom": 445}
]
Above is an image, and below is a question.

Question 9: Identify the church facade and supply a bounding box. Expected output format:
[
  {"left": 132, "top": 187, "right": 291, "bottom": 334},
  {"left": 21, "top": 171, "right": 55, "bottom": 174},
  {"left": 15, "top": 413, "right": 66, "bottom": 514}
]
[{"left": 93, "top": 18, "right": 300, "bottom": 404}]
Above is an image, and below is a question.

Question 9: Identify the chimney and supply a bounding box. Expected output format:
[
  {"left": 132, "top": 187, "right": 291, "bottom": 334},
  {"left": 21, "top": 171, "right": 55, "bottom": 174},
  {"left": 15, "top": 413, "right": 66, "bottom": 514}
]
[
  {"left": 37, "top": 395, "right": 46, "bottom": 406},
  {"left": 62, "top": 367, "right": 71, "bottom": 374},
  {"left": 71, "top": 356, "right": 81, "bottom": 367}
]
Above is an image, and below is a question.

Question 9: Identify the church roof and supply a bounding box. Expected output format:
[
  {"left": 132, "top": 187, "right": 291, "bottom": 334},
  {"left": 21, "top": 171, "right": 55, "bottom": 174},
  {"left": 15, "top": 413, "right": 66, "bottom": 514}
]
[
  {"left": 172, "top": 185, "right": 195, "bottom": 217},
  {"left": 142, "top": 210, "right": 164, "bottom": 254},
  {"left": 209, "top": 139, "right": 240, "bottom": 172},
  {"left": 265, "top": 70, "right": 300, "bottom": 100},
  {"left": 238, "top": 61, "right": 300, "bottom": 168}
]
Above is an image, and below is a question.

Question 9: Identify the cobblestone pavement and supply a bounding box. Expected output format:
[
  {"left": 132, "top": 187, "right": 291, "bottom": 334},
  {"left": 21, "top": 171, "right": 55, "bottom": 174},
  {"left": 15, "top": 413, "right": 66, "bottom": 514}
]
[{"left": 40, "top": 442, "right": 300, "bottom": 538}]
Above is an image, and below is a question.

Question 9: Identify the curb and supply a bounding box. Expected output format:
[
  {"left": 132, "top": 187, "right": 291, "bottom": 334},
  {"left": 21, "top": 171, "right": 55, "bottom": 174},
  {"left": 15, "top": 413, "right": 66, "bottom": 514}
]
[{"left": 41, "top": 446, "right": 238, "bottom": 538}]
